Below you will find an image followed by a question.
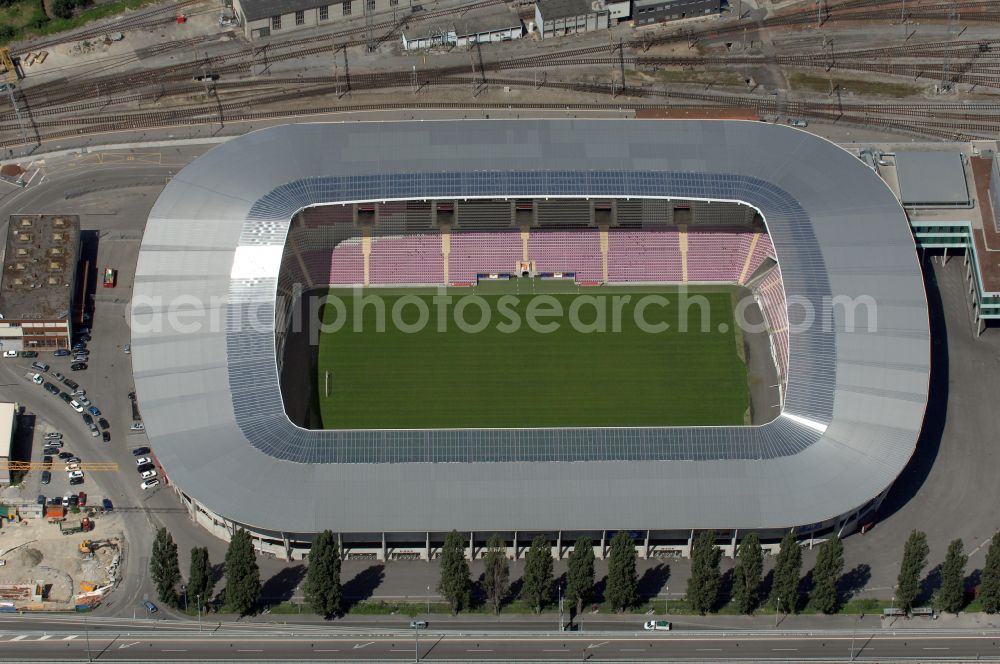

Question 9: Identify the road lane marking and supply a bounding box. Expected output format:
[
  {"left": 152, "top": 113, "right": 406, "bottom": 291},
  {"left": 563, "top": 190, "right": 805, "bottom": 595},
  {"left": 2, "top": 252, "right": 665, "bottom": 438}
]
[
  {"left": 238, "top": 649, "right": 263, "bottom": 652},
  {"left": 11, "top": 635, "right": 28, "bottom": 641},
  {"left": 62, "top": 635, "right": 78, "bottom": 641},
  {"left": 588, "top": 641, "right": 609, "bottom": 649},
  {"left": 772, "top": 648, "right": 798, "bottom": 651},
  {"left": 467, "top": 649, "right": 494, "bottom": 652},
  {"left": 315, "top": 650, "right": 340, "bottom": 652},
  {"left": 352, "top": 641, "right": 375, "bottom": 649},
  {"left": 697, "top": 648, "right": 723, "bottom": 651},
  {"left": 118, "top": 641, "right": 140, "bottom": 649},
  {"left": 923, "top": 647, "right": 949, "bottom": 650},
  {"left": 162, "top": 649, "right": 188, "bottom": 652},
  {"left": 620, "top": 648, "right": 647, "bottom": 652},
  {"left": 38, "top": 635, "right": 52, "bottom": 640},
  {"left": 543, "top": 649, "right": 569, "bottom": 652}
]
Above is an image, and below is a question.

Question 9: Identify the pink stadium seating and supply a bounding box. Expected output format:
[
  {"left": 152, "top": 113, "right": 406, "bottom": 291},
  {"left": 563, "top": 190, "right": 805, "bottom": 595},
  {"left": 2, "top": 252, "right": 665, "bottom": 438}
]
[
  {"left": 528, "top": 231, "right": 602, "bottom": 281},
  {"left": 327, "top": 242, "right": 364, "bottom": 285},
  {"left": 449, "top": 232, "right": 522, "bottom": 282},
  {"left": 607, "top": 230, "right": 682, "bottom": 282},
  {"left": 685, "top": 230, "right": 752, "bottom": 282},
  {"left": 369, "top": 235, "right": 443, "bottom": 284}
]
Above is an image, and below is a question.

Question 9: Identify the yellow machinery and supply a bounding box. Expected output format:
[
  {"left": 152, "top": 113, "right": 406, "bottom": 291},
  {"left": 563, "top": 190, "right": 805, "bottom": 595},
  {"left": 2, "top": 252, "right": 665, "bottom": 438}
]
[{"left": 0, "top": 47, "right": 22, "bottom": 83}]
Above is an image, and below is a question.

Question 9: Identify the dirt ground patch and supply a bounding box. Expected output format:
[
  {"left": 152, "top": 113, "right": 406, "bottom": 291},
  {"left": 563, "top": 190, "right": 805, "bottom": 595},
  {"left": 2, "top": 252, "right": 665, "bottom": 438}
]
[{"left": 0, "top": 512, "right": 124, "bottom": 609}]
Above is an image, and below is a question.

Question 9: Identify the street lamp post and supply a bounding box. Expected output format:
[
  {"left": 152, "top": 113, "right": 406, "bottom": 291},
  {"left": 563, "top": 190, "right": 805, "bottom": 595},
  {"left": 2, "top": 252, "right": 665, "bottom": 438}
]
[
  {"left": 774, "top": 596, "right": 781, "bottom": 627},
  {"left": 559, "top": 584, "right": 564, "bottom": 632},
  {"left": 414, "top": 625, "right": 419, "bottom": 663},
  {"left": 850, "top": 613, "right": 859, "bottom": 661},
  {"left": 84, "top": 614, "right": 93, "bottom": 663},
  {"left": 664, "top": 586, "right": 669, "bottom": 615},
  {"left": 181, "top": 584, "right": 187, "bottom": 612},
  {"left": 197, "top": 593, "right": 202, "bottom": 632}
]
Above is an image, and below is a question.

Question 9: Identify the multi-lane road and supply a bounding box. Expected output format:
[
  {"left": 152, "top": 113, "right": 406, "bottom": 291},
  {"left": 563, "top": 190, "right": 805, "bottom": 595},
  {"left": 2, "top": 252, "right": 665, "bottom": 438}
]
[{"left": 3, "top": 616, "right": 1000, "bottom": 661}]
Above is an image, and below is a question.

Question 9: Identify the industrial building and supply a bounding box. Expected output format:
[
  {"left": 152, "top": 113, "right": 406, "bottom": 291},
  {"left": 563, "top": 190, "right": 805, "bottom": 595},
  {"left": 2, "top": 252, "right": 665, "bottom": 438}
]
[
  {"left": 232, "top": 0, "right": 405, "bottom": 40},
  {"left": 633, "top": 0, "right": 721, "bottom": 26},
  {"left": 534, "top": 0, "right": 610, "bottom": 38},
  {"left": 401, "top": 5, "right": 524, "bottom": 50},
  {"left": 0, "top": 402, "right": 16, "bottom": 487},
  {"left": 0, "top": 215, "right": 79, "bottom": 352}
]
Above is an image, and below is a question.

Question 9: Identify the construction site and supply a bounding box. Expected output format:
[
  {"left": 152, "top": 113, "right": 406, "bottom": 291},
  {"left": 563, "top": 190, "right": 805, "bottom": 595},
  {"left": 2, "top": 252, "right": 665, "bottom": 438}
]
[{"left": 0, "top": 504, "right": 123, "bottom": 612}]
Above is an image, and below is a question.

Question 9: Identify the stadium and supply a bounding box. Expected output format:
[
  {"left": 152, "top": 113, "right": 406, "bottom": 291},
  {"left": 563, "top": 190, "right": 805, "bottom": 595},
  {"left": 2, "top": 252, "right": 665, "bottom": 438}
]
[{"left": 132, "top": 119, "right": 930, "bottom": 561}]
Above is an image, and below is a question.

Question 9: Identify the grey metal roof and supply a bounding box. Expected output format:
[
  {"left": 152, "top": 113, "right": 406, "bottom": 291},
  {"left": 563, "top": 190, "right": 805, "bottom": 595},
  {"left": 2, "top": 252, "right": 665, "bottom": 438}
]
[
  {"left": 236, "top": 0, "right": 341, "bottom": 22},
  {"left": 895, "top": 151, "right": 970, "bottom": 207},
  {"left": 132, "top": 120, "right": 930, "bottom": 535},
  {"left": 537, "top": 0, "right": 599, "bottom": 20}
]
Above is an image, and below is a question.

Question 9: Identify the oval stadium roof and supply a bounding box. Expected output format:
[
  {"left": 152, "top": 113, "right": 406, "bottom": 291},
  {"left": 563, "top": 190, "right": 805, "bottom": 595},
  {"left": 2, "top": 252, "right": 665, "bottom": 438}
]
[{"left": 132, "top": 120, "right": 930, "bottom": 535}]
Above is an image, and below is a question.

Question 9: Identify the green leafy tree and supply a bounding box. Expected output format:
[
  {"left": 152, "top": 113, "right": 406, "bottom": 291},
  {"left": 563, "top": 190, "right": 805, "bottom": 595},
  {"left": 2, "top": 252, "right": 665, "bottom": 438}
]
[
  {"left": 566, "top": 537, "right": 595, "bottom": 615},
  {"left": 52, "top": 0, "right": 75, "bottom": 19},
  {"left": 770, "top": 532, "right": 802, "bottom": 614},
  {"left": 896, "top": 530, "right": 929, "bottom": 613},
  {"left": 935, "top": 539, "right": 967, "bottom": 614},
  {"left": 687, "top": 531, "right": 722, "bottom": 615},
  {"left": 980, "top": 532, "right": 1000, "bottom": 613},
  {"left": 225, "top": 529, "right": 261, "bottom": 616},
  {"left": 482, "top": 534, "right": 509, "bottom": 614},
  {"left": 304, "top": 530, "right": 343, "bottom": 619},
  {"left": 437, "top": 530, "right": 471, "bottom": 613},
  {"left": 521, "top": 535, "right": 554, "bottom": 613},
  {"left": 809, "top": 534, "right": 844, "bottom": 614},
  {"left": 733, "top": 533, "right": 764, "bottom": 614},
  {"left": 605, "top": 532, "right": 639, "bottom": 612},
  {"left": 188, "top": 547, "right": 215, "bottom": 609},
  {"left": 150, "top": 527, "right": 181, "bottom": 606}
]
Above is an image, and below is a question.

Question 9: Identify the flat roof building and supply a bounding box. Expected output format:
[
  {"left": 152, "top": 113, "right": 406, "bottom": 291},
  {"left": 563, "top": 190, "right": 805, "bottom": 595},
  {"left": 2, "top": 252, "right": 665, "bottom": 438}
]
[
  {"left": 535, "top": 0, "right": 609, "bottom": 38},
  {"left": 0, "top": 402, "right": 17, "bottom": 487},
  {"left": 233, "top": 0, "right": 404, "bottom": 41},
  {"left": 895, "top": 151, "right": 972, "bottom": 208},
  {"left": 0, "top": 215, "right": 78, "bottom": 352},
  {"left": 401, "top": 6, "right": 524, "bottom": 50}
]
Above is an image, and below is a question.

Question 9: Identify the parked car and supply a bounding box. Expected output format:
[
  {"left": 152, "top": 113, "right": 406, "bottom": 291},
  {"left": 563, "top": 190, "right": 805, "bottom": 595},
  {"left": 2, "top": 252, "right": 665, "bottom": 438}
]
[
  {"left": 79, "top": 396, "right": 92, "bottom": 407},
  {"left": 72, "top": 343, "right": 87, "bottom": 351},
  {"left": 43, "top": 447, "right": 60, "bottom": 456},
  {"left": 82, "top": 413, "right": 93, "bottom": 426},
  {"left": 54, "top": 349, "right": 70, "bottom": 357},
  {"left": 72, "top": 388, "right": 86, "bottom": 397},
  {"left": 102, "top": 431, "right": 111, "bottom": 443},
  {"left": 48, "top": 497, "right": 63, "bottom": 506},
  {"left": 65, "top": 463, "right": 81, "bottom": 472},
  {"left": 69, "top": 476, "right": 84, "bottom": 486},
  {"left": 65, "top": 456, "right": 80, "bottom": 464},
  {"left": 98, "top": 418, "right": 109, "bottom": 430},
  {"left": 102, "top": 498, "right": 113, "bottom": 512},
  {"left": 143, "top": 600, "right": 158, "bottom": 614},
  {"left": 57, "top": 452, "right": 73, "bottom": 460},
  {"left": 44, "top": 432, "right": 62, "bottom": 440},
  {"left": 3, "top": 349, "right": 17, "bottom": 358},
  {"left": 42, "top": 455, "right": 53, "bottom": 466},
  {"left": 44, "top": 440, "right": 63, "bottom": 449},
  {"left": 87, "top": 406, "right": 101, "bottom": 417},
  {"left": 137, "top": 463, "right": 155, "bottom": 473},
  {"left": 132, "top": 447, "right": 150, "bottom": 456},
  {"left": 140, "top": 479, "right": 160, "bottom": 490},
  {"left": 36, "top": 495, "right": 46, "bottom": 505},
  {"left": 67, "top": 470, "right": 84, "bottom": 480},
  {"left": 31, "top": 373, "right": 43, "bottom": 385},
  {"left": 135, "top": 457, "right": 151, "bottom": 466},
  {"left": 43, "top": 383, "right": 59, "bottom": 395},
  {"left": 644, "top": 620, "right": 672, "bottom": 631},
  {"left": 52, "top": 371, "right": 65, "bottom": 381},
  {"left": 130, "top": 422, "right": 145, "bottom": 431},
  {"left": 31, "top": 361, "right": 50, "bottom": 373},
  {"left": 40, "top": 471, "right": 51, "bottom": 484},
  {"left": 140, "top": 470, "right": 157, "bottom": 480},
  {"left": 88, "top": 425, "right": 99, "bottom": 437},
  {"left": 69, "top": 400, "right": 84, "bottom": 413},
  {"left": 78, "top": 492, "right": 87, "bottom": 506},
  {"left": 20, "top": 350, "right": 38, "bottom": 358},
  {"left": 73, "top": 355, "right": 89, "bottom": 363},
  {"left": 67, "top": 494, "right": 78, "bottom": 507},
  {"left": 59, "top": 392, "right": 72, "bottom": 404},
  {"left": 62, "top": 378, "right": 79, "bottom": 391},
  {"left": 71, "top": 363, "right": 87, "bottom": 371}
]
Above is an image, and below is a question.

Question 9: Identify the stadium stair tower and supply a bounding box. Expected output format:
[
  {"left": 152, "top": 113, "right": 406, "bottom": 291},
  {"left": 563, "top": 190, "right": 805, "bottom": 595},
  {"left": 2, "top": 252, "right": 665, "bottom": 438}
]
[
  {"left": 362, "top": 226, "right": 372, "bottom": 287},
  {"left": 599, "top": 225, "right": 609, "bottom": 283},
  {"left": 441, "top": 225, "right": 451, "bottom": 283},
  {"left": 520, "top": 226, "right": 530, "bottom": 261},
  {"left": 738, "top": 233, "right": 762, "bottom": 285},
  {"left": 678, "top": 223, "right": 689, "bottom": 283}
]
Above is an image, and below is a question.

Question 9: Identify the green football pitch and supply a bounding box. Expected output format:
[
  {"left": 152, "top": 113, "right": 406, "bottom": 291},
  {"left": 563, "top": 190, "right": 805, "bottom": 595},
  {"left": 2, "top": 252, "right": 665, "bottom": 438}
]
[{"left": 316, "top": 282, "right": 750, "bottom": 429}]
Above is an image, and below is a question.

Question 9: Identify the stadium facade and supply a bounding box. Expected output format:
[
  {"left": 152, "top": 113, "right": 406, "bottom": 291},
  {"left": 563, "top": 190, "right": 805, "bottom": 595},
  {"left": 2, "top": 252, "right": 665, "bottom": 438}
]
[{"left": 132, "top": 120, "right": 930, "bottom": 561}]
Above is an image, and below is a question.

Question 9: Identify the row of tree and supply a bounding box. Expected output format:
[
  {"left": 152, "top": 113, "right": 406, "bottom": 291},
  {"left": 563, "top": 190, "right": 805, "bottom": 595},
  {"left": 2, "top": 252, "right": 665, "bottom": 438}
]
[{"left": 150, "top": 527, "right": 1000, "bottom": 617}]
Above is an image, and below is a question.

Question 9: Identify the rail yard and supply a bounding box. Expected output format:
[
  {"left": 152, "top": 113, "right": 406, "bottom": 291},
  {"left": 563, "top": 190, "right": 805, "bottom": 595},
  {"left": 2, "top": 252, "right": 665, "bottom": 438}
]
[{"left": 1, "top": 0, "right": 999, "bottom": 148}]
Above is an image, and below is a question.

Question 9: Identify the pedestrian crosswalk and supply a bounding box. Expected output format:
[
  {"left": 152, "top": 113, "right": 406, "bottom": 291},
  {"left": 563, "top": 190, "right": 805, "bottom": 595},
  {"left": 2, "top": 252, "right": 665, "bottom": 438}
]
[{"left": 0, "top": 634, "right": 81, "bottom": 641}]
